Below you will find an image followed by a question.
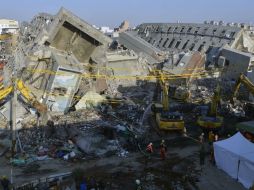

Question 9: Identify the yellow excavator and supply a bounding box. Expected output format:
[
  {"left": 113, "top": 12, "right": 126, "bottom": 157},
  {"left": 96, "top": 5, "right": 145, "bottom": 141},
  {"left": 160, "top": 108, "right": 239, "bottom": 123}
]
[
  {"left": 197, "top": 85, "right": 223, "bottom": 130},
  {"left": 0, "top": 85, "right": 13, "bottom": 105},
  {"left": 232, "top": 73, "right": 254, "bottom": 101},
  {"left": 0, "top": 79, "right": 47, "bottom": 117},
  {"left": 151, "top": 71, "right": 185, "bottom": 131}
]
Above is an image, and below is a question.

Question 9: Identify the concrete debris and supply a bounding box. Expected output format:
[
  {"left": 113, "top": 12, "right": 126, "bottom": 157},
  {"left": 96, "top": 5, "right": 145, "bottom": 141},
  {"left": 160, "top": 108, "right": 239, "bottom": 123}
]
[{"left": 75, "top": 91, "right": 106, "bottom": 110}]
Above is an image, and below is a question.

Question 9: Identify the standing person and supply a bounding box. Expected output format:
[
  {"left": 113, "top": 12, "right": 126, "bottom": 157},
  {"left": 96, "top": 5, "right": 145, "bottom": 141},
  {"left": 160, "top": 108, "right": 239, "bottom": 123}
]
[
  {"left": 80, "top": 177, "right": 87, "bottom": 190},
  {"left": 160, "top": 140, "right": 167, "bottom": 160},
  {"left": 1, "top": 176, "right": 10, "bottom": 190},
  {"left": 135, "top": 179, "right": 142, "bottom": 190},
  {"left": 208, "top": 131, "right": 215, "bottom": 145},
  {"left": 199, "top": 144, "right": 206, "bottom": 171},
  {"left": 199, "top": 133, "right": 205, "bottom": 143},
  {"left": 146, "top": 143, "right": 153, "bottom": 153},
  {"left": 214, "top": 134, "right": 219, "bottom": 141}
]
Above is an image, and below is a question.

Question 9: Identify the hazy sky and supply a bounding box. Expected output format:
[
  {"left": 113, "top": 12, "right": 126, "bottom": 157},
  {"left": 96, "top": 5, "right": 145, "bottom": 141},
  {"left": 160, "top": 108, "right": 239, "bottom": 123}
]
[{"left": 0, "top": 0, "right": 253, "bottom": 27}]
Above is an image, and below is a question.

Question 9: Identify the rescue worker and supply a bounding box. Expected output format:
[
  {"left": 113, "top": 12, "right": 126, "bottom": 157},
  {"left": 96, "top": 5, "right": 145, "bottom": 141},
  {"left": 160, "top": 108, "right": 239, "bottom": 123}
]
[
  {"left": 214, "top": 134, "right": 219, "bottom": 141},
  {"left": 199, "top": 133, "right": 205, "bottom": 143},
  {"left": 146, "top": 142, "right": 153, "bottom": 153},
  {"left": 208, "top": 131, "right": 215, "bottom": 145},
  {"left": 182, "top": 127, "right": 187, "bottom": 137},
  {"left": 1, "top": 176, "right": 10, "bottom": 190},
  {"left": 160, "top": 140, "right": 167, "bottom": 160}
]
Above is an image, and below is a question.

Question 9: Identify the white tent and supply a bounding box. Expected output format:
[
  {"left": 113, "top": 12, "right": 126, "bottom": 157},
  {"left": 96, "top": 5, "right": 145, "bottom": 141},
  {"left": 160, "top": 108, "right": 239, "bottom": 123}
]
[
  {"left": 214, "top": 132, "right": 254, "bottom": 188},
  {"left": 238, "top": 152, "right": 254, "bottom": 188}
]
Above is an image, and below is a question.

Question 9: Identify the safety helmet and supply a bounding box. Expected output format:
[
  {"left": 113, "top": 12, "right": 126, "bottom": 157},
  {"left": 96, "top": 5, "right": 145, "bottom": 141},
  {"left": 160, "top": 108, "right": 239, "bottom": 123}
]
[{"left": 135, "top": 179, "right": 141, "bottom": 185}]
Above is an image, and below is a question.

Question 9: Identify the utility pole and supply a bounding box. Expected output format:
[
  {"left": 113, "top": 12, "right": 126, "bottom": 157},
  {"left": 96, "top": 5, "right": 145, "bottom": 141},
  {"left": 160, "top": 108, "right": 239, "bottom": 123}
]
[
  {"left": 9, "top": 39, "right": 18, "bottom": 185},
  {"left": 10, "top": 49, "right": 17, "bottom": 158}
]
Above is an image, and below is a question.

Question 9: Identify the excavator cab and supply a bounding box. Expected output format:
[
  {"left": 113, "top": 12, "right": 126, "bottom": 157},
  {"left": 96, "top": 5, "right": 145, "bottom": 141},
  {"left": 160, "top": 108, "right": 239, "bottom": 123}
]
[
  {"left": 197, "top": 85, "right": 223, "bottom": 131},
  {"left": 151, "top": 70, "right": 185, "bottom": 132},
  {"left": 157, "top": 111, "right": 184, "bottom": 131}
]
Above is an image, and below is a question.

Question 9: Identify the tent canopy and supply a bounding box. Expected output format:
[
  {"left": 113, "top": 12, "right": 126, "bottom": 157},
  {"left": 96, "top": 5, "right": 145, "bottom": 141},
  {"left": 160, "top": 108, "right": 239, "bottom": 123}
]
[
  {"left": 214, "top": 132, "right": 254, "bottom": 155},
  {"left": 214, "top": 132, "right": 254, "bottom": 189}
]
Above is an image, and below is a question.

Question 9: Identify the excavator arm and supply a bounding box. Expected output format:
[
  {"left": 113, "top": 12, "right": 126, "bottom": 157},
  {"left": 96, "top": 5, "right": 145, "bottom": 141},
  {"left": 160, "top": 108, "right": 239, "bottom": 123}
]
[
  {"left": 210, "top": 85, "right": 221, "bottom": 116},
  {"left": 157, "top": 71, "right": 169, "bottom": 111},
  {"left": 16, "top": 80, "right": 47, "bottom": 114},
  {"left": 0, "top": 86, "right": 13, "bottom": 105},
  {"left": 232, "top": 73, "right": 254, "bottom": 98}
]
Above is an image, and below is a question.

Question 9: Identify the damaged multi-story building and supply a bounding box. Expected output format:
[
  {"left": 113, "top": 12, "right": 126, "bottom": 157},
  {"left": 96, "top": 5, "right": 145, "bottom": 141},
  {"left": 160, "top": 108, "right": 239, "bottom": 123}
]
[
  {"left": 14, "top": 8, "right": 254, "bottom": 115},
  {"left": 18, "top": 8, "right": 112, "bottom": 113},
  {"left": 117, "top": 22, "right": 254, "bottom": 100}
]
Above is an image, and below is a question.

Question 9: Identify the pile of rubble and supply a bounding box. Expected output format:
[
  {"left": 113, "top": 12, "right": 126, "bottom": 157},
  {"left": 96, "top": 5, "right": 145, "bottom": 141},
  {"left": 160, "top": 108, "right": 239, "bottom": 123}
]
[{"left": 13, "top": 102, "right": 148, "bottom": 165}]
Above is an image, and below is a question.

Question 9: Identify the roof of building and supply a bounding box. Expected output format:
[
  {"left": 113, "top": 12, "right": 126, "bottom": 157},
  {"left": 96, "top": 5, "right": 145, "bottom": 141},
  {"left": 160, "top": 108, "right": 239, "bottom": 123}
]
[
  {"left": 162, "top": 51, "right": 205, "bottom": 76},
  {"left": 0, "top": 19, "right": 18, "bottom": 27},
  {"left": 47, "top": 7, "right": 112, "bottom": 46},
  {"left": 135, "top": 23, "right": 242, "bottom": 53}
]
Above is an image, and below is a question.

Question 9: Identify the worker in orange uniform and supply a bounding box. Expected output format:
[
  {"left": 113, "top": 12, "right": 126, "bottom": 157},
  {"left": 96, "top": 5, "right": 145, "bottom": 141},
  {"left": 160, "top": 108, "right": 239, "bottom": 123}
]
[
  {"left": 146, "top": 142, "right": 153, "bottom": 153},
  {"left": 208, "top": 131, "right": 215, "bottom": 145},
  {"left": 160, "top": 140, "right": 167, "bottom": 160}
]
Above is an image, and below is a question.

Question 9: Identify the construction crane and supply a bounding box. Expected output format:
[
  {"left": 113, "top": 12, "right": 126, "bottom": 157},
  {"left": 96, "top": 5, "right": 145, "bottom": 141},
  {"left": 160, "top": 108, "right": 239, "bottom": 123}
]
[
  {"left": 151, "top": 70, "right": 184, "bottom": 131},
  {"left": 197, "top": 85, "right": 223, "bottom": 130},
  {"left": 232, "top": 73, "right": 254, "bottom": 100},
  {"left": 0, "top": 79, "right": 48, "bottom": 118}
]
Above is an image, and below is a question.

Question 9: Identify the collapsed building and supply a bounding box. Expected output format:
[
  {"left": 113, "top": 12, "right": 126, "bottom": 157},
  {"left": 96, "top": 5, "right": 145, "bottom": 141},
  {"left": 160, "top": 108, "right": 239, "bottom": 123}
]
[
  {"left": 117, "top": 22, "right": 254, "bottom": 101},
  {"left": 18, "top": 8, "right": 112, "bottom": 113}
]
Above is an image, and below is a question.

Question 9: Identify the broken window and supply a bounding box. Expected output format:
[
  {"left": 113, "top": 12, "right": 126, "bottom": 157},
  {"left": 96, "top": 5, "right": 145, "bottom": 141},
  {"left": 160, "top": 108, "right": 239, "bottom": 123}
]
[
  {"left": 53, "top": 87, "right": 67, "bottom": 96},
  {"left": 167, "top": 27, "right": 171, "bottom": 32},
  {"left": 198, "top": 44, "right": 204, "bottom": 52},
  {"left": 162, "top": 38, "right": 169, "bottom": 47},
  {"left": 248, "top": 61, "right": 254, "bottom": 72},
  {"left": 175, "top": 41, "right": 181, "bottom": 48},
  {"left": 230, "top": 32, "right": 235, "bottom": 38},
  {"left": 194, "top": 27, "right": 200, "bottom": 34},
  {"left": 187, "top": 27, "right": 192, "bottom": 33},
  {"left": 225, "top": 59, "right": 230, "bottom": 66},
  {"left": 189, "top": 43, "right": 195, "bottom": 51},
  {"left": 168, "top": 39, "right": 175, "bottom": 48},
  {"left": 180, "top": 27, "right": 185, "bottom": 33},
  {"left": 182, "top": 40, "right": 189, "bottom": 49}
]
